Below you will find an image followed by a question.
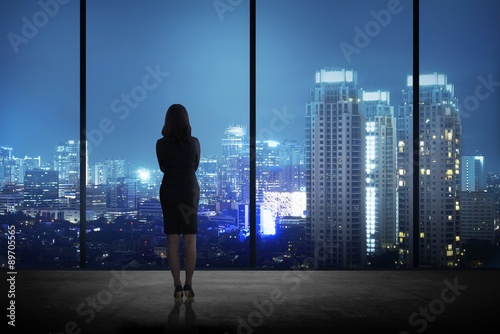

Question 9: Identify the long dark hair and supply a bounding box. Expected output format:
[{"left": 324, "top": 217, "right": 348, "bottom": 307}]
[{"left": 161, "top": 104, "right": 192, "bottom": 145}]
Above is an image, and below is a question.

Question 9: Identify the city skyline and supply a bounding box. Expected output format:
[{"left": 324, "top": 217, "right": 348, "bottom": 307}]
[
  {"left": 1, "top": 1, "right": 499, "bottom": 172},
  {"left": 1, "top": 1, "right": 499, "bottom": 269}
]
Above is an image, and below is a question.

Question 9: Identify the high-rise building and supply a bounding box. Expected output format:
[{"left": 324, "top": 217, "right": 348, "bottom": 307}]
[
  {"left": 305, "top": 68, "right": 366, "bottom": 268},
  {"left": 397, "top": 73, "right": 462, "bottom": 268},
  {"left": 256, "top": 140, "right": 281, "bottom": 202},
  {"left": 220, "top": 125, "right": 248, "bottom": 205},
  {"left": 238, "top": 203, "right": 250, "bottom": 230},
  {"left": 92, "top": 159, "right": 127, "bottom": 185},
  {"left": 55, "top": 140, "right": 85, "bottom": 186},
  {"left": 87, "top": 185, "right": 107, "bottom": 215},
  {"left": 462, "top": 155, "right": 485, "bottom": 192},
  {"left": 276, "top": 216, "right": 306, "bottom": 258},
  {"left": 10, "top": 156, "right": 41, "bottom": 184},
  {"left": 0, "top": 146, "right": 13, "bottom": 187},
  {"left": 197, "top": 155, "right": 218, "bottom": 208},
  {"left": 361, "top": 90, "right": 397, "bottom": 256},
  {"left": 279, "top": 139, "right": 305, "bottom": 192},
  {"left": 461, "top": 191, "right": 495, "bottom": 243},
  {"left": 23, "top": 170, "right": 59, "bottom": 207}
]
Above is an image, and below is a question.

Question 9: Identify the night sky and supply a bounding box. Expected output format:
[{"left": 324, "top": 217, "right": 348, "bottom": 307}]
[{"left": 1, "top": 0, "right": 499, "bottom": 173}]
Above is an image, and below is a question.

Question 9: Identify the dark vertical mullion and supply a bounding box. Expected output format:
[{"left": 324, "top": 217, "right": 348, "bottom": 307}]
[
  {"left": 249, "top": 0, "right": 256, "bottom": 268},
  {"left": 412, "top": 0, "right": 420, "bottom": 268},
  {"left": 80, "top": 0, "right": 87, "bottom": 268}
]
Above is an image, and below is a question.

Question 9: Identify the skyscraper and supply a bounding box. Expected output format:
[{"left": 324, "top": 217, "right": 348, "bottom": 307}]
[
  {"left": 0, "top": 146, "right": 13, "bottom": 187},
  {"left": 197, "top": 155, "right": 218, "bottom": 208},
  {"left": 13, "top": 156, "right": 41, "bottom": 184},
  {"left": 361, "top": 90, "right": 397, "bottom": 257},
  {"left": 305, "top": 68, "right": 366, "bottom": 268},
  {"left": 220, "top": 125, "right": 248, "bottom": 206},
  {"left": 397, "top": 73, "right": 462, "bottom": 268},
  {"left": 92, "top": 159, "right": 127, "bottom": 185},
  {"left": 279, "top": 139, "right": 305, "bottom": 192},
  {"left": 24, "top": 170, "right": 59, "bottom": 207},
  {"left": 256, "top": 140, "right": 281, "bottom": 203},
  {"left": 461, "top": 191, "right": 495, "bottom": 243},
  {"left": 54, "top": 140, "right": 83, "bottom": 186},
  {"left": 462, "top": 155, "right": 485, "bottom": 192}
]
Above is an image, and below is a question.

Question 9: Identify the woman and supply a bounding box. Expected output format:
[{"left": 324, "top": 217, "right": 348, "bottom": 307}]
[{"left": 156, "top": 104, "right": 200, "bottom": 302}]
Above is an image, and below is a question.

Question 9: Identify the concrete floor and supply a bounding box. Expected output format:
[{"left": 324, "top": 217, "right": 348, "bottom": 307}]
[{"left": 5, "top": 269, "right": 500, "bottom": 334}]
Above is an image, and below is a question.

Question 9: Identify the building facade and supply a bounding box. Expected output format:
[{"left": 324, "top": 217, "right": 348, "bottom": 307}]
[
  {"left": 397, "top": 73, "right": 462, "bottom": 268},
  {"left": 305, "top": 68, "right": 366, "bottom": 268},
  {"left": 361, "top": 90, "right": 397, "bottom": 256},
  {"left": 461, "top": 191, "right": 495, "bottom": 243},
  {"left": 462, "top": 155, "right": 485, "bottom": 192}
]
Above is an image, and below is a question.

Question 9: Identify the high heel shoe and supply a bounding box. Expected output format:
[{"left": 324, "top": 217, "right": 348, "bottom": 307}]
[
  {"left": 183, "top": 284, "right": 195, "bottom": 301},
  {"left": 174, "top": 285, "right": 183, "bottom": 302}
]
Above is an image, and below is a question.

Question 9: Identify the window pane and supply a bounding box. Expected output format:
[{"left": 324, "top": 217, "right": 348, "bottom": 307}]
[
  {"left": 87, "top": 0, "right": 248, "bottom": 268},
  {"left": 0, "top": 0, "right": 80, "bottom": 267},
  {"left": 257, "top": 0, "right": 412, "bottom": 268},
  {"left": 419, "top": 0, "right": 500, "bottom": 268}
]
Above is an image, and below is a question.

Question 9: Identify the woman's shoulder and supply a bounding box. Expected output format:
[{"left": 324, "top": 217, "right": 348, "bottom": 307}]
[{"left": 190, "top": 136, "right": 200, "bottom": 148}]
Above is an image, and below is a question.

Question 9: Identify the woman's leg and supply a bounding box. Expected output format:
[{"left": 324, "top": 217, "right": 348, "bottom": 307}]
[
  {"left": 167, "top": 233, "right": 182, "bottom": 286},
  {"left": 183, "top": 234, "right": 196, "bottom": 286}
]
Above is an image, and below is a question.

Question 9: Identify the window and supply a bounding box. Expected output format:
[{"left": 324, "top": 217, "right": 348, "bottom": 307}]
[{"left": 2, "top": 0, "right": 498, "bottom": 270}]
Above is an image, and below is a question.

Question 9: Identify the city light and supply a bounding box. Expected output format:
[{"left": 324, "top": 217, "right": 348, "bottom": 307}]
[
  {"left": 261, "top": 208, "right": 275, "bottom": 235},
  {"left": 138, "top": 169, "right": 150, "bottom": 182}
]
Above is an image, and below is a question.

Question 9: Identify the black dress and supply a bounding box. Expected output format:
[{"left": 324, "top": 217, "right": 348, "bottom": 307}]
[{"left": 156, "top": 136, "right": 200, "bottom": 234}]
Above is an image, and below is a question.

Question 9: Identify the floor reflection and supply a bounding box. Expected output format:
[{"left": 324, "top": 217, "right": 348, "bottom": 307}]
[{"left": 164, "top": 300, "right": 197, "bottom": 333}]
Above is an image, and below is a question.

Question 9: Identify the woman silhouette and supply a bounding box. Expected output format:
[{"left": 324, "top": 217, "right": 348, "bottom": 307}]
[{"left": 156, "top": 104, "right": 200, "bottom": 302}]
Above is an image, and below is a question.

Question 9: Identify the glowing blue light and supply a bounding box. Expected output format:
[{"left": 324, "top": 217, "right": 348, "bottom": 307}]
[{"left": 261, "top": 208, "right": 276, "bottom": 235}]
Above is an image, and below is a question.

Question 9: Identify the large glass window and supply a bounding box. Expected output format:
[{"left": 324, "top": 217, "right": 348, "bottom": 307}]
[
  {"left": 0, "top": 0, "right": 80, "bottom": 267},
  {"left": 86, "top": 0, "right": 248, "bottom": 268},
  {"left": 257, "top": 0, "right": 412, "bottom": 268},
  {"left": 419, "top": 0, "right": 500, "bottom": 268},
  {"left": 2, "top": 0, "right": 498, "bottom": 270}
]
